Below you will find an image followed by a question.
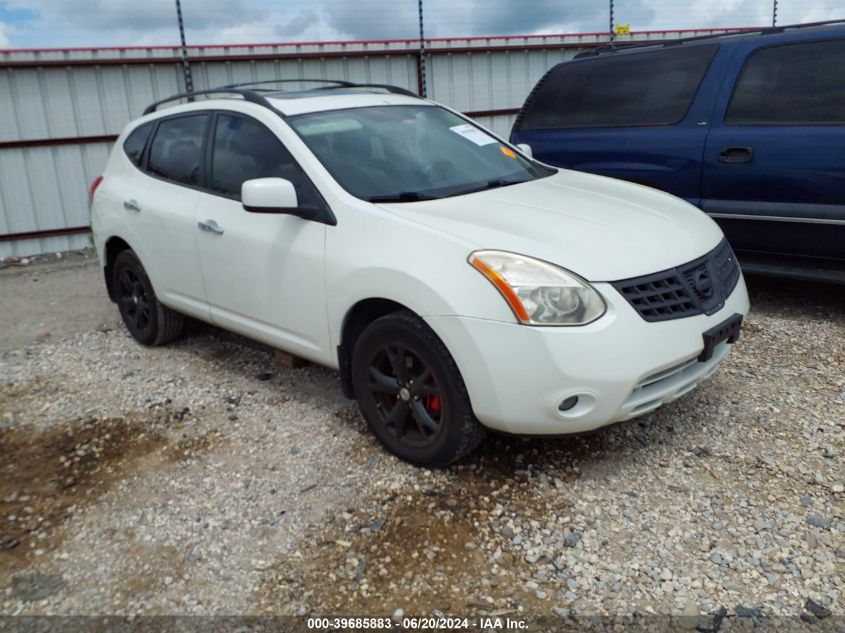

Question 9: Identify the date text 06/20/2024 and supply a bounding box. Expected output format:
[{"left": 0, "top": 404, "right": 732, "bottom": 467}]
[{"left": 306, "top": 616, "right": 528, "bottom": 630}]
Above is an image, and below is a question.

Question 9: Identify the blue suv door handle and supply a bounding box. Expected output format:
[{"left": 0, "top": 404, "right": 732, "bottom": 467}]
[{"left": 718, "top": 146, "right": 754, "bottom": 163}]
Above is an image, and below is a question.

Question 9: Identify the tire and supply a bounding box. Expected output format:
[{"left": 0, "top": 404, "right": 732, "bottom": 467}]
[
  {"left": 351, "top": 311, "right": 486, "bottom": 467},
  {"left": 112, "top": 250, "right": 184, "bottom": 346}
]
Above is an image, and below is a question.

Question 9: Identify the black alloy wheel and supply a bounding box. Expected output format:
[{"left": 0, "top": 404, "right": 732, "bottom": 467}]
[
  {"left": 117, "top": 267, "right": 153, "bottom": 336},
  {"left": 112, "top": 249, "right": 184, "bottom": 346},
  {"left": 351, "top": 311, "right": 485, "bottom": 467},
  {"left": 366, "top": 341, "right": 444, "bottom": 448}
]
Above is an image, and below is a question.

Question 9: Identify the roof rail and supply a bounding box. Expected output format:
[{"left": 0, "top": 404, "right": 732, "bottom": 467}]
[
  {"left": 222, "top": 78, "right": 356, "bottom": 91},
  {"left": 576, "top": 19, "right": 845, "bottom": 58},
  {"left": 142, "top": 88, "right": 277, "bottom": 115},
  {"left": 142, "top": 80, "right": 421, "bottom": 116},
  {"left": 313, "top": 82, "right": 419, "bottom": 97}
]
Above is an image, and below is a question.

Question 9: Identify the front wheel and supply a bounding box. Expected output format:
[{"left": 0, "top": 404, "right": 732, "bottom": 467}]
[
  {"left": 351, "top": 311, "right": 485, "bottom": 467},
  {"left": 113, "top": 250, "right": 184, "bottom": 346}
]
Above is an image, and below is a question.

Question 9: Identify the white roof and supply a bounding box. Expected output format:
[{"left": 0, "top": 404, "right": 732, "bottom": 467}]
[
  {"left": 266, "top": 91, "right": 427, "bottom": 116},
  {"left": 137, "top": 90, "right": 431, "bottom": 124}
]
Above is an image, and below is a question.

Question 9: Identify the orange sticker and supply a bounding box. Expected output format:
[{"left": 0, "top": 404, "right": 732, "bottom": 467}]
[{"left": 499, "top": 146, "right": 517, "bottom": 159}]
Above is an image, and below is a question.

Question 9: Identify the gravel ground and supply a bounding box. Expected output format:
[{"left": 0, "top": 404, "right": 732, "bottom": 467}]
[{"left": 0, "top": 254, "right": 842, "bottom": 628}]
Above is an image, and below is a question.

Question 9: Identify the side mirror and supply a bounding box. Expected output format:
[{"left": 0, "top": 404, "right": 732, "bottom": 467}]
[
  {"left": 516, "top": 143, "right": 533, "bottom": 159},
  {"left": 242, "top": 177, "right": 299, "bottom": 214}
]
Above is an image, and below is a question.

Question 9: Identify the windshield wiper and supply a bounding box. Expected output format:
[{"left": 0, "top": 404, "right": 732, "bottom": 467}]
[
  {"left": 367, "top": 192, "right": 440, "bottom": 203},
  {"left": 451, "top": 177, "right": 530, "bottom": 197}
]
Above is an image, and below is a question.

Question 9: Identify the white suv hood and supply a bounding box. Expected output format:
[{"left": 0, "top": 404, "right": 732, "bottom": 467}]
[{"left": 381, "top": 170, "right": 724, "bottom": 281}]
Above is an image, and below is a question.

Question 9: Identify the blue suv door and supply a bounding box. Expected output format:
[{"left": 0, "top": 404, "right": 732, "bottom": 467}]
[
  {"left": 701, "top": 36, "right": 845, "bottom": 265},
  {"left": 511, "top": 43, "right": 729, "bottom": 208}
]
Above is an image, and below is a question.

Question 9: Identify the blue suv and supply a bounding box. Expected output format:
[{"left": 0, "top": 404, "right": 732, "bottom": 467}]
[{"left": 511, "top": 22, "right": 845, "bottom": 283}]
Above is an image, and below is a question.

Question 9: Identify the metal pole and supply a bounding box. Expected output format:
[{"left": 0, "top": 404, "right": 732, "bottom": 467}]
[
  {"left": 418, "top": 0, "right": 427, "bottom": 98},
  {"left": 609, "top": 0, "right": 615, "bottom": 47},
  {"left": 772, "top": 0, "right": 778, "bottom": 26},
  {"left": 175, "top": 0, "right": 194, "bottom": 95}
]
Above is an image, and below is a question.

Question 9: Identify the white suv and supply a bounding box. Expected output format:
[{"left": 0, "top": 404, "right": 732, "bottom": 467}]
[{"left": 91, "top": 81, "right": 750, "bottom": 467}]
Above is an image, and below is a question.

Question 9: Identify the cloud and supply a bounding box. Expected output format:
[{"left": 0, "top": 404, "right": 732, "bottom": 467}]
[
  {"left": 7, "top": 0, "right": 260, "bottom": 31},
  {"left": 0, "top": 21, "right": 10, "bottom": 47},
  {"left": 321, "top": 0, "right": 629, "bottom": 39},
  {"left": 4, "top": 0, "right": 271, "bottom": 46}
]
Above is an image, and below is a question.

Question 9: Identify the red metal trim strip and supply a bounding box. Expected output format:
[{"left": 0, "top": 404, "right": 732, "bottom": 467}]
[
  {"left": 0, "top": 41, "right": 598, "bottom": 68},
  {"left": 0, "top": 27, "right": 761, "bottom": 55},
  {"left": 0, "top": 28, "right": 762, "bottom": 69},
  {"left": 0, "top": 134, "right": 118, "bottom": 150},
  {"left": 0, "top": 226, "right": 90, "bottom": 242}
]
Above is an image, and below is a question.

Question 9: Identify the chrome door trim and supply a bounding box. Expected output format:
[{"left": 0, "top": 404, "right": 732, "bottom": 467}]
[{"left": 707, "top": 213, "right": 845, "bottom": 226}]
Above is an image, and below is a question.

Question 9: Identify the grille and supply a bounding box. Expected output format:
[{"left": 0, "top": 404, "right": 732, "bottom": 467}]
[{"left": 612, "top": 239, "right": 740, "bottom": 322}]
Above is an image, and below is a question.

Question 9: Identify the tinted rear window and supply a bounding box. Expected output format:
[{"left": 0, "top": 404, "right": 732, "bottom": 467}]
[
  {"left": 518, "top": 44, "right": 718, "bottom": 130},
  {"left": 726, "top": 39, "right": 845, "bottom": 125},
  {"left": 122, "top": 121, "right": 154, "bottom": 166},
  {"left": 147, "top": 115, "right": 208, "bottom": 186}
]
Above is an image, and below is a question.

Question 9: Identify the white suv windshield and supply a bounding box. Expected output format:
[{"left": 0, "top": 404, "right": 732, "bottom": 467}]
[{"left": 289, "top": 105, "right": 554, "bottom": 202}]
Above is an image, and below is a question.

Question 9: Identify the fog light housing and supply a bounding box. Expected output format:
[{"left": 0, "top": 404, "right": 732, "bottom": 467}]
[{"left": 558, "top": 395, "right": 579, "bottom": 412}]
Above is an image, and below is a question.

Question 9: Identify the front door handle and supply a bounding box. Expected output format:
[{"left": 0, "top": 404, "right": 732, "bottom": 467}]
[
  {"left": 123, "top": 199, "right": 141, "bottom": 212},
  {"left": 718, "top": 146, "right": 754, "bottom": 163},
  {"left": 198, "top": 219, "right": 224, "bottom": 235}
]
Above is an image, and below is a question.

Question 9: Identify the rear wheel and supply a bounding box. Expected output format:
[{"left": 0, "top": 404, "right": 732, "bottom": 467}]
[
  {"left": 351, "top": 311, "right": 485, "bottom": 467},
  {"left": 113, "top": 250, "right": 183, "bottom": 346}
]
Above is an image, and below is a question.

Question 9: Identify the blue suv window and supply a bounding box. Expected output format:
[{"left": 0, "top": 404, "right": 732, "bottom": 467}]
[
  {"left": 726, "top": 39, "right": 845, "bottom": 125},
  {"left": 517, "top": 44, "right": 718, "bottom": 130}
]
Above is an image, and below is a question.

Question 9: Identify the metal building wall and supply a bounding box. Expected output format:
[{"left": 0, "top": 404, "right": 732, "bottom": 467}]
[{"left": 0, "top": 28, "right": 738, "bottom": 258}]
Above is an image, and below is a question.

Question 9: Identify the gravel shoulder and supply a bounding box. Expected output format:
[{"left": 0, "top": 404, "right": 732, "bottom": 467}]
[{"left": 0, "top": 255, "right": 842, "bottom": 625}]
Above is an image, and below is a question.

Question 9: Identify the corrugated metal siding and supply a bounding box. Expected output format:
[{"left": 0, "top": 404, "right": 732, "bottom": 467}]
[
  {"left": 0, "top": 142, "right": 110, "bottom": 257},
  {"left": 0, "top": 29, "right": 742, "bottom": 258}
]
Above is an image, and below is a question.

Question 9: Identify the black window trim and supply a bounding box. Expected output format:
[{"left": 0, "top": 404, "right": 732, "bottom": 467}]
[
  {"left": 724, "top": 36, "right": 845, "bottom": 127},
  {"left": 515, "top": 42, "right": 721, "bottom": 132},
  {"left": 204, "top": 110, "right": 334, "bottom": 224}
]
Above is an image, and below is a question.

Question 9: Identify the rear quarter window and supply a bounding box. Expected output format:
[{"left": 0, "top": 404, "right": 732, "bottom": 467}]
[
  {"left": 726, "top": 39, "right": 845, "bottom": 125},
  {"left": 518, "top": 44, "right": 719, "bottom": 130},
  {"left": 122, "top": 121, "right": 154, "bottom": 167}
]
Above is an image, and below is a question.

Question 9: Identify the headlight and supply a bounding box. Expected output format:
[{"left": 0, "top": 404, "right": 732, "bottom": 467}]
[{"left": 469, "top": 250, "right": 606, "bottom": 326}]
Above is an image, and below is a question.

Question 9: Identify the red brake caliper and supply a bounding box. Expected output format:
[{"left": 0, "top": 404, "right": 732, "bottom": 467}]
[{"left": 424, "top": 375, "right": 441, "bottom": 417}]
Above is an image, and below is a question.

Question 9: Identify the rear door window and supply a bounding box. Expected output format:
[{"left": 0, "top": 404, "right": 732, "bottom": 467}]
[
  {"left": 209, "top": 113, "right": 323, "bottom": 208},
  {"left": 726, "top": 39, "right": 845, "bottom": 125},
  {"left": 518, "top": 44, "right": 718, "bottom": 130},
  {"left": 147, "top": 114, "right": 208, "bottom": 186},
  {"left": 123, "top": 121, "right": 154, "bottom": 167}
]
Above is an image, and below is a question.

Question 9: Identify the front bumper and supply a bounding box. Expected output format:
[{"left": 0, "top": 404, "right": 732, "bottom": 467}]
[{"left": 425, "top": 276, "right": 750, "bottom": 435}]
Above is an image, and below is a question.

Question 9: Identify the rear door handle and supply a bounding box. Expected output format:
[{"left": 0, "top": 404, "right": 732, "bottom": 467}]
[
  {"left": 198, "top": 219, "right": 224, "bottom": 235},
  {"left": 718, "top": 146, "right": 754, "bottom": 163},
  {"left": 123, "top": 199, "right": 141, "bottom": 212}
]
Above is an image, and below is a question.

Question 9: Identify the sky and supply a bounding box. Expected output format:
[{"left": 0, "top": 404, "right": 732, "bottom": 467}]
[{"left": 0, "top": 0, "right": 842, "bottom": 50}]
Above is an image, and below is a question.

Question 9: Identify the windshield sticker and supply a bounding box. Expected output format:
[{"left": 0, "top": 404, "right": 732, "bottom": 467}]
[
  {"left": 499, "top": 145, "right": 517, "bottom": 159},
  {"left": 449, "top": 124, "right": 497, "bottom": 147}
]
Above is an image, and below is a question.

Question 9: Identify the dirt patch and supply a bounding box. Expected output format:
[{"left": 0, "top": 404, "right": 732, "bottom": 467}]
[
  {"left": 255, "top": 443, "right": 583, "bottom": 616},
  {"left": 0, "top": 404, "right": 215, "bottom": 583}
]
